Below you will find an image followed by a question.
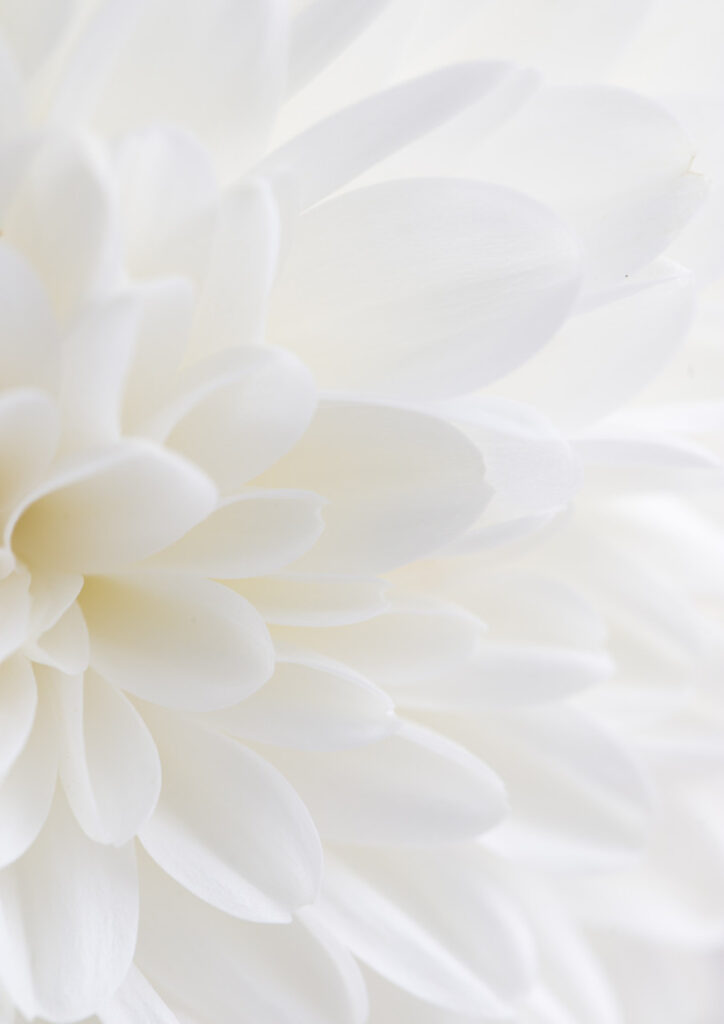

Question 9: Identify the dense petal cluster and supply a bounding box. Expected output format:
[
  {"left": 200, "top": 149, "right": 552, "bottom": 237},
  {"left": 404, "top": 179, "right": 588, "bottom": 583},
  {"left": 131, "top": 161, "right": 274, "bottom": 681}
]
[{"left": 0, "top": 2, "right": 723, "bottom": 1023}]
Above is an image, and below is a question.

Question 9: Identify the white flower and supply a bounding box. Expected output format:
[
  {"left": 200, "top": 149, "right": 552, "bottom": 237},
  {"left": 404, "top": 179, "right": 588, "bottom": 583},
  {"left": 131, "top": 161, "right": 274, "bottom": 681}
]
[{"left": 1, "top": 2, "right": 723, "bottom": 1023}]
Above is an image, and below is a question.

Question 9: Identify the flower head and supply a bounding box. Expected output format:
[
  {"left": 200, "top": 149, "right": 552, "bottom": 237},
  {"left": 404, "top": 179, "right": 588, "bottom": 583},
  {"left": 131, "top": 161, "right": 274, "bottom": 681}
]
[{"left": 1, "top": 2, "right": 724, "bottom": 1023}]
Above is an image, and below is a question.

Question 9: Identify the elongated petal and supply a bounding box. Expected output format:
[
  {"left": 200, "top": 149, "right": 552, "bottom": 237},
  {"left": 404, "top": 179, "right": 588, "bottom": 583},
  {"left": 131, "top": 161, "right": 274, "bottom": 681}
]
[
  {"left": 57, "top": 670, "right": 161, "bottom": 844},
  {"left": 0, "top": 389, "right": 59, "bottom": 522},
  {"left": 27, "top": 599, "right": 89, "bottom": 675},
  {"left": 263, "top": 62, "right": 530, "bottom": 209},
  {"left": 160, "top": 347, "right": 316, "bottom": 493},
  {"left": 94, "top": 0, "right": 289, "bottom": 175},
  {"left": 82, "top": 572, "right": 273, "bottom": 711},
  {"left": 147, "top": 490, "right": 324, "bottom": 578},
  {"left": 257, "top": 399, "right": 488, "bottom": 572},
  {"left": 59, "top": 295, "right": 138, "bottom": 450},
  {"left": 274, "top": 594, "right": 482, "bottom": 685},
  {"left": 187, "top": 179, "right": 281, "bottom": 359},
  {"left": 98, "top": 966, "right": 179, "bottom": 1024},
  {"left": 438, "top": 706, "right": 654, "bottom": 870},
  {"left": 137, "top": 852, "right": 368, "bottom": 1024},
  {"left": 499, "top": 261, "right": 695, "bottom": 429},
  {"left": 287, "top": 0, "right": 391, "bottom": 94},
  {"left": 139, "top": 710, "right": 322, "bottom": 922},
  {"left": 11, "top": 441, "right": 217, "bottom": 573},
  {"left": 0, "top": 243, "right": 59, "bottom": 390},
  {"left": 265, "top": 720, "right": 507, "bottom": 844},
  {"left": 0, "top": 657, "right": 36, "bottom": 777},
  {"left": 395, "top": 643, "right": 614, "bottom": 710},
  {"left": 237, "top": 573, "right": 388, "bottom": 626},
  {"left": 0, "top": 571, "right": 31, "bottom": 663},
  {"left": 267, "top": 180, "right": 581, "bottom": 398},
  {"left": 313, "top": 845, "right": 536, "bottom": 1015},
  {"left": 204, "top": 645, "right": 397, "bottom": 750},
  {"left": 4, "top": 135, "right": 116, "bottom": 319},
  {"left": 0, "top": 680, "right": 56, "bottom": 868},
  {"left": 0, "top": 792, "right": 138, "bottom": 1023},
  {"left": 470, "top": 84, "right": 705, "bottom": 290}
]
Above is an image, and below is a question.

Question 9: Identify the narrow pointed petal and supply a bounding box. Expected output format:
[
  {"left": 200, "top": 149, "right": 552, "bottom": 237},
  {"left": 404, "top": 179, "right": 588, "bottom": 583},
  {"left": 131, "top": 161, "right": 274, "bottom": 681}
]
[
  {"left": 313, "top": 845, "right": 536, "bottom": 1015},
  {"left": 58, "top": 670, "right": 161, "bottom": 845},
  {"left": 265, "top": 720, "right": 507, "bottom": 844},
  {"left": 0, "top": 680, "right": 57, "bottom": 868}
]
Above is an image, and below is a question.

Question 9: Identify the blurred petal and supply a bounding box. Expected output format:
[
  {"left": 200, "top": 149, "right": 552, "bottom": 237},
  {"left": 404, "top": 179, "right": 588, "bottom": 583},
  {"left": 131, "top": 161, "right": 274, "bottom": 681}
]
[{"left": 268, "top": 180, "right": 581, "bottom": 398}]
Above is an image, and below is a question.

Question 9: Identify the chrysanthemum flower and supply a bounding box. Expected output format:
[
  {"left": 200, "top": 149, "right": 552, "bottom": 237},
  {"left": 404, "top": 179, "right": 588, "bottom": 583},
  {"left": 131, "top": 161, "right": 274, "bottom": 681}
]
[{"left": 1, "top": 2, "right": 723, "bottom": 1023}]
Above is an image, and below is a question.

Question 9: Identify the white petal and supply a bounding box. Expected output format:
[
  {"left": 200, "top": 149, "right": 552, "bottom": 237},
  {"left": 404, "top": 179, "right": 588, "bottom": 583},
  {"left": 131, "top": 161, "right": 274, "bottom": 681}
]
[
  {"left": 274, "top": 594, "right": 482, "bottom": 686},
  {"left": 397, "top": 643, "right": 614, "bottom": 710},
  {"left": 267, "top": 180, "right": 581, "bottom": 398},
  {"left": 498, "top": 261, "right": 695, "bottom": 430},
  {"left": 237, "top": 573, "right": 388, "bottom": 626},
  {"left": 82, "top": 572, "right": 273, "bottom": 711},
  {"left": 186, "top": 179, "right": 281, "bottom": 360},
  {"left": 470, "top": 84, "right": 705, "bottom": 291},
  {"left": 139, "top": 710, "right": 322, "bottom": 922},
  {"left": 0, "top": 571, "right": 31, "bottom": 663},
  {"left": 437, "top": 395, "right": 581, "bottom": 515},
  {"left": 160, "top": 347, "right": 317, "bottom": 493},
  {"left": 121, "top": 278, "right": 195, "bottom": 432},
  {"left": 204, "top": 645, "right": 397, "bottom": 750},
  {"left": 146, "top": 490, "right": 324, "bottom": 578},
  {"left": 58, "top": 669, "right": 161, "bottom": 844},
  {"left": 11, "top": 441, "right": 217, "bottom": 574},
  {"left": 0, "top": 0, "right": 74, "bottom": 73},
  {"left": 117, "top": 128, "right": 218, "bottom": 278},
  {"left": 0, "top": 792, "right": 138, "bottom": 1023},
  {"left": 59, "top": 295, "right": 138, "bottom": 451},
  {"left": 263, "top": 62, "right": 530, "bottom": 209},
  {"left": 4, "top": 135, "right": 117, "bottom": 319},
  {"left": 438, "top": 706, "right": 653, "bottom": 870},
  {"left": 0, "top": 656, "right": 36, "bottom": 777},
  {"left": 137, "top": 853, "right": 367, "bottom": 1024},
  {"left": 98, "top": 966, "right": 178, "bottom": 1024},
  {"left": 27, "top": 570, "right": 83, "bottom": 638},
  {"left": 287, "top": 0, "right": 393, "bottom": 94},
  {"left": 0, "top": 676, "right": 56, "bottom": 868},
  {"left": 0, "top": 37, "right": 23, "bottom": 141},
  {"left": 94, "top": 0, "right": 289, "bottom": 176},
  {"left": 257, "top": 399, "right": 487, "bottom": 572},
  {"left": 27, "top": 598, "right": 89, "bottom": 675},
  {"left": 314, "top": 845, "right": 536, "bottom": 1015},
  {"left": 0, "top": 389, "right": 59, "bottom": 522},
  {"left": 265, "top": 720, "right": 507, "bottom": 844},
  {"left": 0, "top": 242, "right": 59, "bottom": 390}
]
